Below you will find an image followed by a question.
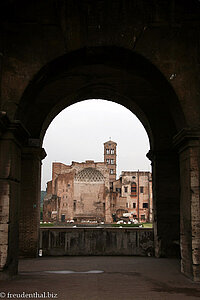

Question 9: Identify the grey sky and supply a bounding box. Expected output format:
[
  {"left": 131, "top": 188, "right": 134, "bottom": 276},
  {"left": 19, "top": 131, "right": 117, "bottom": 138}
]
[{"left": 41, "top": 99, "right": 151, "bottom": 190}]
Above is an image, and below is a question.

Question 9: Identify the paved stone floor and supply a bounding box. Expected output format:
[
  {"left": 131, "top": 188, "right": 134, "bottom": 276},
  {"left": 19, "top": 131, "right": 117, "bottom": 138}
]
[{"left": 1, "top": 256, "right": 200, "bottom": 300}]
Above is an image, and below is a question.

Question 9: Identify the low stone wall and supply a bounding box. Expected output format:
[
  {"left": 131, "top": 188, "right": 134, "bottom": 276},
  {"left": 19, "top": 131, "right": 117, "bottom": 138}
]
[{"left": 40, "top": 227, "right": 154, "bottom": 256}]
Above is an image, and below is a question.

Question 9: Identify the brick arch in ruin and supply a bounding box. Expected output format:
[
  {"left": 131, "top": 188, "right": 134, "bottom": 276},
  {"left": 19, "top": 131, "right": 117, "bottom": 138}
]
[
  {"left": 17, "top": 47, "right": 184, "bottom": 259},
  {"left": 1, "top": 46, "right": 199, "bottom": 282},
  {"left": 16, "top": 46, "right": 186, "bottom": 142}
]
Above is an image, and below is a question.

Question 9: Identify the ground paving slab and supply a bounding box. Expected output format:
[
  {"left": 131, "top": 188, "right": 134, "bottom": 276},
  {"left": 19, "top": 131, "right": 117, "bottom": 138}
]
[{"left": 1, "top": 256, "right": 200, "bottom": 300}]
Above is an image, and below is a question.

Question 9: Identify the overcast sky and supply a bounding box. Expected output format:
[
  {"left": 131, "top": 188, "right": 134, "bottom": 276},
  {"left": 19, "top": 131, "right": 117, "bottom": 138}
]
[{"left": 41, "top": 99, "right": 151, "bottom": 190}]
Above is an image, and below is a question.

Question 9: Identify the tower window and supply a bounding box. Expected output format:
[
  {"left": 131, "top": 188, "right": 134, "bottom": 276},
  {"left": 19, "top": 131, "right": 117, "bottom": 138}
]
[
  {"left": 140, "top": 186, "right": 144, "bottom": 193},
  {"left": 110, "top": 159, "right": 114, "bottom": 164},
  {"left": 106, "top": 149, "right": 110, "bottom": 154},
  {"left": 143, "top": 203, "right": 148, "bottom": 208},
  {"left": 110, "top": 149, "right": 115, "bottom": 154},
  {"left": 124, "top": 186, "right": 128, "bottom": 193},
  {"left": 110, "top": 169, "right": 114, "bottom": 174},
  {"left": 133, "top": 203, "right": 136, "bottom": 208},
  {"left": 131, "top": 182, "right": 137, "bottom": 197},
  {"left": 106, "top": 159, "right": 110, "bottom": 164}
]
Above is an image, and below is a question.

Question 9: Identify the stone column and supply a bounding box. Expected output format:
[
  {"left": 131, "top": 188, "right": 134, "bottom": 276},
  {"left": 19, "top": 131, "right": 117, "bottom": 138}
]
[
  {"left": 147, "top": 149, "right": 180, "bottom": 258},
  {"left": 0, "top": 114, "right": 28, "bottom": 278},
  {"left": 174, "top": 128, "right": 200, "bottom": 281},
  {"left": 19, "top": 143, "right": 46, "bottom": 257},
  {"left": 105, "top": 192, "right": 112, "bottom": 223}
]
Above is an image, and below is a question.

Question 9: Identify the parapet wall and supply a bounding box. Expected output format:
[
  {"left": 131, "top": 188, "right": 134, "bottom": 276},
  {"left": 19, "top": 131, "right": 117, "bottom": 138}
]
[{"left": 40, "top": 228, "right": 154, "bottom": 256}]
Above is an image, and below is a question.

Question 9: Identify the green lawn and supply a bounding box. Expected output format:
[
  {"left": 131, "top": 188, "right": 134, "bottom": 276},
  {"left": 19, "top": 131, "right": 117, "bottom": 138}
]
[
  {"left": 40, "top": 222, "right": 54, "bottom": 227},
  {"left": 39, "top": 222, "right": 153, "bottom": 228},
  {"left": 142, "top": 223, "right": 153, "bottom": 228}
]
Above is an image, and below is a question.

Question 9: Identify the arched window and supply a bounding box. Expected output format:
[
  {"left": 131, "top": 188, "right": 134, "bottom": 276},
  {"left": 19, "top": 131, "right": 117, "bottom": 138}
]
[{"left": 131, "top": 182, "right": 137, "bottom": 197}]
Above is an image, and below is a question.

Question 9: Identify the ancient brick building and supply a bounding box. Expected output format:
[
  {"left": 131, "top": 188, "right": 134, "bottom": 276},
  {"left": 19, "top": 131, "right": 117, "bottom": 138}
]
[
  {"left": 43, "top": 140, "right": 152, "bottom": 223},
  {"left": 0, "top": 0, "right": 200, "bottom": 281},
  {"left": 43, "top": 159, "right": 110, "bottom": 223},
  {"left": 113, "top": 171, "right": 152, "bottom": 222}
]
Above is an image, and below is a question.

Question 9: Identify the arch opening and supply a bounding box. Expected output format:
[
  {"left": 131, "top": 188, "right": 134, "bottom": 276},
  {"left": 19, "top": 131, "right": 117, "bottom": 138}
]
[
  {"left": 5, "top": 46, "right": 185, "bottom": 275},
  {"left": 41, "top": 99, "right": 152, "bottom": 231}
]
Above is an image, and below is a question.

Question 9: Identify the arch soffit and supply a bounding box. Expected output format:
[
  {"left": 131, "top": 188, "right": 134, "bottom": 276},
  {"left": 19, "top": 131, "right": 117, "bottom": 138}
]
[{"left": 15, "top": 47, "right": 186, "bottom": 149}]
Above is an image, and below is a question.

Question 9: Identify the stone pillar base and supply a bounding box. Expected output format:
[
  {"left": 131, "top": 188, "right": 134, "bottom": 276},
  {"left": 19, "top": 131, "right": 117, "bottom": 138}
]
[
  {"left": 19, "top": 145, "right": 46, "bottom": 258},
  {"left": 174, "top": 128, "right": 200, "bottom": 281}
]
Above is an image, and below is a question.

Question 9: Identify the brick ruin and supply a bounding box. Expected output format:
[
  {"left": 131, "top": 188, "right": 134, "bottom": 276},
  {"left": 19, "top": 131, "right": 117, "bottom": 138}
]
[{"left": 43, "top": 140, "right": 152, "bottom": 224}]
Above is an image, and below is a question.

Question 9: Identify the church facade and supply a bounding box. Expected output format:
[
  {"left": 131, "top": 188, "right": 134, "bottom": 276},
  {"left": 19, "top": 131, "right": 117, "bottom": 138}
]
[{"left": 43, "top": 140, "right": 152, "bottom": 223}]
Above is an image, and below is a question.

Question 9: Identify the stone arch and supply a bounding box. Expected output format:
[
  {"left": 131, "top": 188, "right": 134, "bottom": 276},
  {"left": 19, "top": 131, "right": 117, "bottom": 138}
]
[
  {"left": 15, "top": 46, "right": 186, "bottom": 145},
  {"left": 15, "top": 47, "right": 185, "bottom": 257},
  {"left": 2, "top": 46, "right": 198, "bottom": 280}
]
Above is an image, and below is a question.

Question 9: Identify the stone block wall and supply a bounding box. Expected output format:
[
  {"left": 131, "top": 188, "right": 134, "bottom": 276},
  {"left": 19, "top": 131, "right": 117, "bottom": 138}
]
[{"left": 40, "top": 227, "right": 154, "bottom": 257}]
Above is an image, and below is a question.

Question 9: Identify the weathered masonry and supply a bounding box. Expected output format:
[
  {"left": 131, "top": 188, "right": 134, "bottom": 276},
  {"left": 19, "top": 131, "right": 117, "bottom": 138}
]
[
  {"left": 0, "top": 0, "right": 200, "bottom": 281},
  {"left": 43, "top": 140, "right": 152, "bottom": 224},
  {"left": 40, "top": 227, "right": 154, "bottom": 257}
]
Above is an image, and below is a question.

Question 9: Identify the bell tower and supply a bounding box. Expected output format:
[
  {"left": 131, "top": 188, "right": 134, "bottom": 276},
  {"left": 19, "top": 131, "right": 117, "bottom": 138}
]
[{"left": 104, "top": 139, "right": 117, "bottom": 188}]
